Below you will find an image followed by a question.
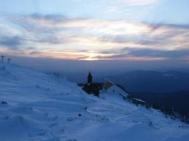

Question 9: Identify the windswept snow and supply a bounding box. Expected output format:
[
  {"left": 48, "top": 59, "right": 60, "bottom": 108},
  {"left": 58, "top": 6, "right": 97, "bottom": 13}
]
[{"left": 0, "top": 64, "right": 189, "bottom": 141}]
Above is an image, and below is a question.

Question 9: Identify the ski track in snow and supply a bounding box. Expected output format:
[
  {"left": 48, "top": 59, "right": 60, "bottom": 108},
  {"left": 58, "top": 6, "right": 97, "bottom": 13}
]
[{"left": 0, "top": 64, "right": 189, "bottom": 141}]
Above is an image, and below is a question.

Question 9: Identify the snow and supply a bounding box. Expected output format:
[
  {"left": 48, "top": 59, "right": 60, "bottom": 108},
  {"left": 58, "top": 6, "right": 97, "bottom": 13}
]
[
  {"left": 0, "top": 64, "right": 189, "bottom": 141},
  {"left": 132, "top": 98, "right": 146, "bottom": 103}
]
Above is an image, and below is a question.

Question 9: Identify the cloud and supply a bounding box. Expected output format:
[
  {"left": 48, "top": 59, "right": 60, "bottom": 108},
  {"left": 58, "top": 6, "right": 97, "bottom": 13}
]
[
  {"left": 125, "top": 48, "right": 189, "bottom": 58},
  {"left": 29, "top": 14, "right": 67, "bottom": 23},
  {"left": 0, "top": 36, "right": 22, "bottom": 49},
  {"left": 122, "top": 0, "right": 159, "bottom": 6},
  {"left": 1, "top": 14, "right": 189, "bottom": 61},
  {"left": 98, "top": 46, "right": 189, "bottom": 60}
]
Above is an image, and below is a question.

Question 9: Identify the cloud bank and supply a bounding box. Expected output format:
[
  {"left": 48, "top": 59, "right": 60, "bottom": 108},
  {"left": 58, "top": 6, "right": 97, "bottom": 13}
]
[{"left": 0, "top": 14, "right": 189, "bottom": 61}]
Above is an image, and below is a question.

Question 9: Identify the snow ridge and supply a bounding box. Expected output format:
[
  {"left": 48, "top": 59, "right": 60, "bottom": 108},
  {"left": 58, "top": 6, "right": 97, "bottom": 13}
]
[{"left": 0, "top": 64, "right": 189, "bottom": 141}]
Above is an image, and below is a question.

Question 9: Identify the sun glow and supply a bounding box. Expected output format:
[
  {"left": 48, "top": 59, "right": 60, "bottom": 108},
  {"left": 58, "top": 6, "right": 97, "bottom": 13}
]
[{"left": 84, "top": 51, "right": 100, "bottom": 61}]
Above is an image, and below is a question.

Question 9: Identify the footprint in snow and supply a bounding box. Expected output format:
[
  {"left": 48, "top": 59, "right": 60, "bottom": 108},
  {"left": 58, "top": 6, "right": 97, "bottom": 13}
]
[
  {"left": 47, "top": 115, "right": 58, "bottom": 121},
  {"left": 28, "top": 129, "right": 47, "bottom": 137},
  {"left": 66, "top": 139, "right": 77, "bottom": 141},
  {"left": 66, "top": 117, "right": 77, "bottom": 122},
  {"left": 49, "top": 122, "right": 58, "bottom": 128},
  {"left": 43, "top": 136, "right": 61, "bottom": 141}
]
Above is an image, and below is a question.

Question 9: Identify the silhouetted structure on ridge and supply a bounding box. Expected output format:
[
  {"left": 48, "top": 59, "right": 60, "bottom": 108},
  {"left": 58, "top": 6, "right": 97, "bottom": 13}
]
[
  {"left": 7, "top": 58, "right": 11, "bottom": 64},
  {"left": 1, "top": 55, "right": 5, "bottom": 64},
  {"left": 80, "top": 73, "right": 116, "bottom": 96},
  {"left": 82, "top": 72, "right": 102, "bottom": 96},
  {"left": 0, "top": 55, "right": 12, "bottom": 64},
  {"left": 87, "top": 72, "right": 93, "bottom": 84}
]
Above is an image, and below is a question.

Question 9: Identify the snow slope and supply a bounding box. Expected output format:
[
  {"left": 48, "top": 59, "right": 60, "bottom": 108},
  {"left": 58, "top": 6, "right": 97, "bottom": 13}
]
[{"left": 0, "top": 64, "right": 189, "bottom": 141}]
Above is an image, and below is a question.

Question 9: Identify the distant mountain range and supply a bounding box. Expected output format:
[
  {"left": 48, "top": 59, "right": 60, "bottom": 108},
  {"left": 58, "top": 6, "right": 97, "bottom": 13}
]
[
  {"left": 108, "top": 71, "right": 189, "bottom": 121},
  {"left": 110, "top": 70, "right": 189, "bottom": 93}
]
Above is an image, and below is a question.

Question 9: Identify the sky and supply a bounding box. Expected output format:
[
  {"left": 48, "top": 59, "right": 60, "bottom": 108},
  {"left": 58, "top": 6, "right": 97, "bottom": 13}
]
[{"left": 0, "top": 0, "right": 189, "bottom": 72}]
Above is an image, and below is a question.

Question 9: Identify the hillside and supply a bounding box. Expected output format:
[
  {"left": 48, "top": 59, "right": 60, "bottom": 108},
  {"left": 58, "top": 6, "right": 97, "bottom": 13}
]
[{"left": 0, "top": 64, "right": 189, "bottom": 141}]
